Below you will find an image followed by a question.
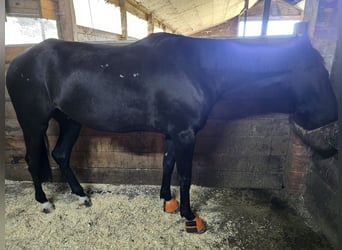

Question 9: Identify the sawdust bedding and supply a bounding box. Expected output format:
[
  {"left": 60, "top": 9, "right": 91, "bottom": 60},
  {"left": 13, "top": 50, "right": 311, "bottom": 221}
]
[{"left": 5, "top": 180, "right": 333, "bottom": 250}]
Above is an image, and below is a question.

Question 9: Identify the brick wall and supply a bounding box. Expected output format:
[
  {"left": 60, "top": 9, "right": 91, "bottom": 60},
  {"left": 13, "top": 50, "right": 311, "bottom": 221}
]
[
  {"left": 286, "top": 136, "right": 312, "bottom": 193},
  {"left": 283, "top": 0, "right": 338, "bottom": 197}
]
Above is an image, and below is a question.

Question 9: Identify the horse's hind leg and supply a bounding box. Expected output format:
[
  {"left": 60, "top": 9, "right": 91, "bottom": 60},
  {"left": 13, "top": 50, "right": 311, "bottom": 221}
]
[
  {"left": 160, "top": 136, "right": 179, "bottom": 213},
  {"left": 22, "top": 124, "right": 54, "bottom": 213},
  {"left": 52, "top": 111, "right": 90, "bottom": 207}
]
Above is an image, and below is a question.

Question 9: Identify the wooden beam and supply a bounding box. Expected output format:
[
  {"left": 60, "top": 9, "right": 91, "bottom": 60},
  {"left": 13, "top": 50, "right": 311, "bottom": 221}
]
[
  {"left": 5, "top": 0, "right": 40, "bottom": 17},
  {"left": 110, "top": 0, "right": 174, "bottom": 34},
  {"left": 40, "top": 0, "right": 56, "bottom": 20},
  {"left": 119, "top": 0, "right": 128, "bottom": 39},
  {"left": 55, "top": 0, "right": 77, "bottom": 41},
  {"left": 125, "top": 0, "right": 147, "bottom": 20},
  {"left": 147, "top": 14, "right": 153, "bottom": 34}
]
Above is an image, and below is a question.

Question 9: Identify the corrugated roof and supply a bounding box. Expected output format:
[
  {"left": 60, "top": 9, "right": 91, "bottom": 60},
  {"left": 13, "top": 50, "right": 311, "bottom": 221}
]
[
  {"left": 107, "top": 0, "right": 303, "bottom": 35},
  {"left": 107, "top": 0, "right": 259, "bottom": 34}
]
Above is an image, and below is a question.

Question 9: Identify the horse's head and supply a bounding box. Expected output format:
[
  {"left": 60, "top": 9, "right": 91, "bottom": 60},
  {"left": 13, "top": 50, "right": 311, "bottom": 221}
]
[
  {"left": 290, "top": 65, "right": 337, "bottom": 131},
  {"left": 214, "top": 36, "right": 337, "bottom": 152}
]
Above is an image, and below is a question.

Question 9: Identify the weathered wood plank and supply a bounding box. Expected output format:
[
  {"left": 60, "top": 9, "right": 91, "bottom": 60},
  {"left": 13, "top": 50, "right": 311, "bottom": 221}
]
[
  {"left": 5, "top": 136, "right": 25, "bottom": 150},
  {"left": 147, "top": 14, "right": 154, "bottom": 34},
  {"left": 5, "top": 101, "right": 16, "bottom": 119},
  {"left": 5, "top": 164, "right": 283, "bottom": 189},
  {"left": 5, "top": 0, "right": 40, "bottom": 17},
  {"left": 5, "top": 119, "right": 23, "bottom": 136},
  {"left": 6, "top": 129, "right": 290, "bottom": 157},
  {"left": 5, "top": 45, "right": 33, "bottom": 71},
  {"left": 119, "top": 0, "right": 128, "bottom": 39},
  {"left": 193, "top": 154, "right": 287, "bottom": 173},
  {"left": 69, "top": 151, "right": 163, "bottom": 169},
  {"left": 73, "top": 134, "right": 164, "bottom": 153},
  {"left": 40, "top": 0, "right": 56, "bottom": 19},
  {"left": 5, "top": 146, "right": 286, "bottom": 177},
  {"left": 5, "top": 119, "right": 58, "bottom": 136}
]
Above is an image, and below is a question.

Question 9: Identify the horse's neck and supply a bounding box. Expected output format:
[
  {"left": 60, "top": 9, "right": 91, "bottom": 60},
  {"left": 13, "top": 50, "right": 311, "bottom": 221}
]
[{"left": 217, "top": 72, "right": 296, "bottom": 118}]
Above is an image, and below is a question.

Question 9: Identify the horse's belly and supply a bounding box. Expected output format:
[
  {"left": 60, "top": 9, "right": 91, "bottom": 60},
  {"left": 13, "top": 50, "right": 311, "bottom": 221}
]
[{"left": 61, "top": 103, "right": 158, "bottom": 133}]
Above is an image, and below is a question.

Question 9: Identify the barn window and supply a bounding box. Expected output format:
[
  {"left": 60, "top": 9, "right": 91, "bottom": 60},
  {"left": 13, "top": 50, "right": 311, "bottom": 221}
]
[
  {"left": 73, "top": 0, "right": 121, "bottom": 34},
  {"left": 5, "top": 16, "right": 58, "bottom": 45},
  {"left": 238, "top": 20, "right": 300, "bottom": 37},
  {"left": 127, "top": 12, "right": 148, "bottom": 39}
]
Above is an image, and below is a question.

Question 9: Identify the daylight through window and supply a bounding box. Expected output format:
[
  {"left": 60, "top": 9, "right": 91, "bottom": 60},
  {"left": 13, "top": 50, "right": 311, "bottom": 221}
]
[
  {"left": 5, "top": 16, "right": 58, "bottom": 45},
  {"left": 238, "top": 20, "right": 301, "bottom": 37},
  {"left": 73, "top": 0, "right": 121, "bottom": 34}
]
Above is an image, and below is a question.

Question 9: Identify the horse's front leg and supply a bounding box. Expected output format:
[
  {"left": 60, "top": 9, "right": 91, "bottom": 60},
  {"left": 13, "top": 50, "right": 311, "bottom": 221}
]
[
  {"left": 174, "top": 131, "right": 206, "bottom": 233},
  {"left": 160, "top": 136, "right": 179, "bottom": 213}
]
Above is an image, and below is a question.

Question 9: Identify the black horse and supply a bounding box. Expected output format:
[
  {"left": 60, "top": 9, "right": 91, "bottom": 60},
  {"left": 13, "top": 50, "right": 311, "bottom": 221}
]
[{"left": 6, "top": 33, "right": 337, "bottom": 233}]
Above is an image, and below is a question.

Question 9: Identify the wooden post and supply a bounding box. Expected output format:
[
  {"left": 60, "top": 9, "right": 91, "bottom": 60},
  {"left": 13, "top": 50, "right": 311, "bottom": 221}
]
[
  {"left": 261, "top": 0, "right": 271, "bottom": 36},
  {"left": 303, "top": 0, "right": 319, "bottom": 38},
  {"left": 147, "top": 14, "right": 154, "bottom": 34},
  {"left": 55, "top": 0, "right": 77, "bottom": 41},
  {"left": 119, "top": 0, "right": 127, "bottom": 39}
]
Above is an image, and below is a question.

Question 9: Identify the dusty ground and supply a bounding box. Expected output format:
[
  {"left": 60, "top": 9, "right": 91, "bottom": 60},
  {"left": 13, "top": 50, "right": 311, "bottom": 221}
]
[{"left": 5, "top": 180, "right": 333, "bottom": 250}]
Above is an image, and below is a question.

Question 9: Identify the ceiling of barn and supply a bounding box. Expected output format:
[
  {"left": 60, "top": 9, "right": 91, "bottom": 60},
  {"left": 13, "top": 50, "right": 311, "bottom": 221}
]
[
  {"left": 132, "top": 0, "right": 259, "bottom": 34},
  {"left": 107, "top": 0, "right": 304, "bottom": 35}
]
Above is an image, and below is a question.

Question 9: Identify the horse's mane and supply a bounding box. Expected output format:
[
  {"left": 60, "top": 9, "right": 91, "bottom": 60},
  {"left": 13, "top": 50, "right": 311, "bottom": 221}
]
[{"left": 138, "top": 33, "right": 322, "bottom": 72}]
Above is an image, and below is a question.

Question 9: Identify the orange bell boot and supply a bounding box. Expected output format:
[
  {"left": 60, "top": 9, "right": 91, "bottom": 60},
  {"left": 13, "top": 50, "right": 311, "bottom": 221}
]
[
  {"left": 185, "top": 216, "right": 206, "bottom": 233},
  {"left": 163, "top": 198, "right": 179, "bottom": 213}
]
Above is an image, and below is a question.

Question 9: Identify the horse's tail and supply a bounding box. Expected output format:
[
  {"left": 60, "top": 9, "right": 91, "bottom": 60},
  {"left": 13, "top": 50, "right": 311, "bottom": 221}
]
[{"left": 39, "top": 133, "right": 53, "bottom": 182}]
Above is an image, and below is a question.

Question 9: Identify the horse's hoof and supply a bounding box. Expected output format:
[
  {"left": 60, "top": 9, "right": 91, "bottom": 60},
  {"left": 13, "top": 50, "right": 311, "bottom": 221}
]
[
  {"left": 78, "top": 196, "right": 92, "bottom": 207},
  {"left": 84, "top": 199, "right": 92, "bottom": 207},
  {"left": 185, "top": 216, "right": 206, "bottom": 233},
  {"left": 164, "top": 198, "right": 179, "bottom": 213},
  {"left": 41, "top": 201, "right": 54, "bottom": 213}
]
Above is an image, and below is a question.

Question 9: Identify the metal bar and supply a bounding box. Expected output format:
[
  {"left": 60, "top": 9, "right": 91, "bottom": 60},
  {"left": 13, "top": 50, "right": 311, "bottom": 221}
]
[
  {"left": 261, "top": 0, "right": 271, "bottom": 36},
  {"left": 243, "top": 0, "right": 249, "bottom": 37}
]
